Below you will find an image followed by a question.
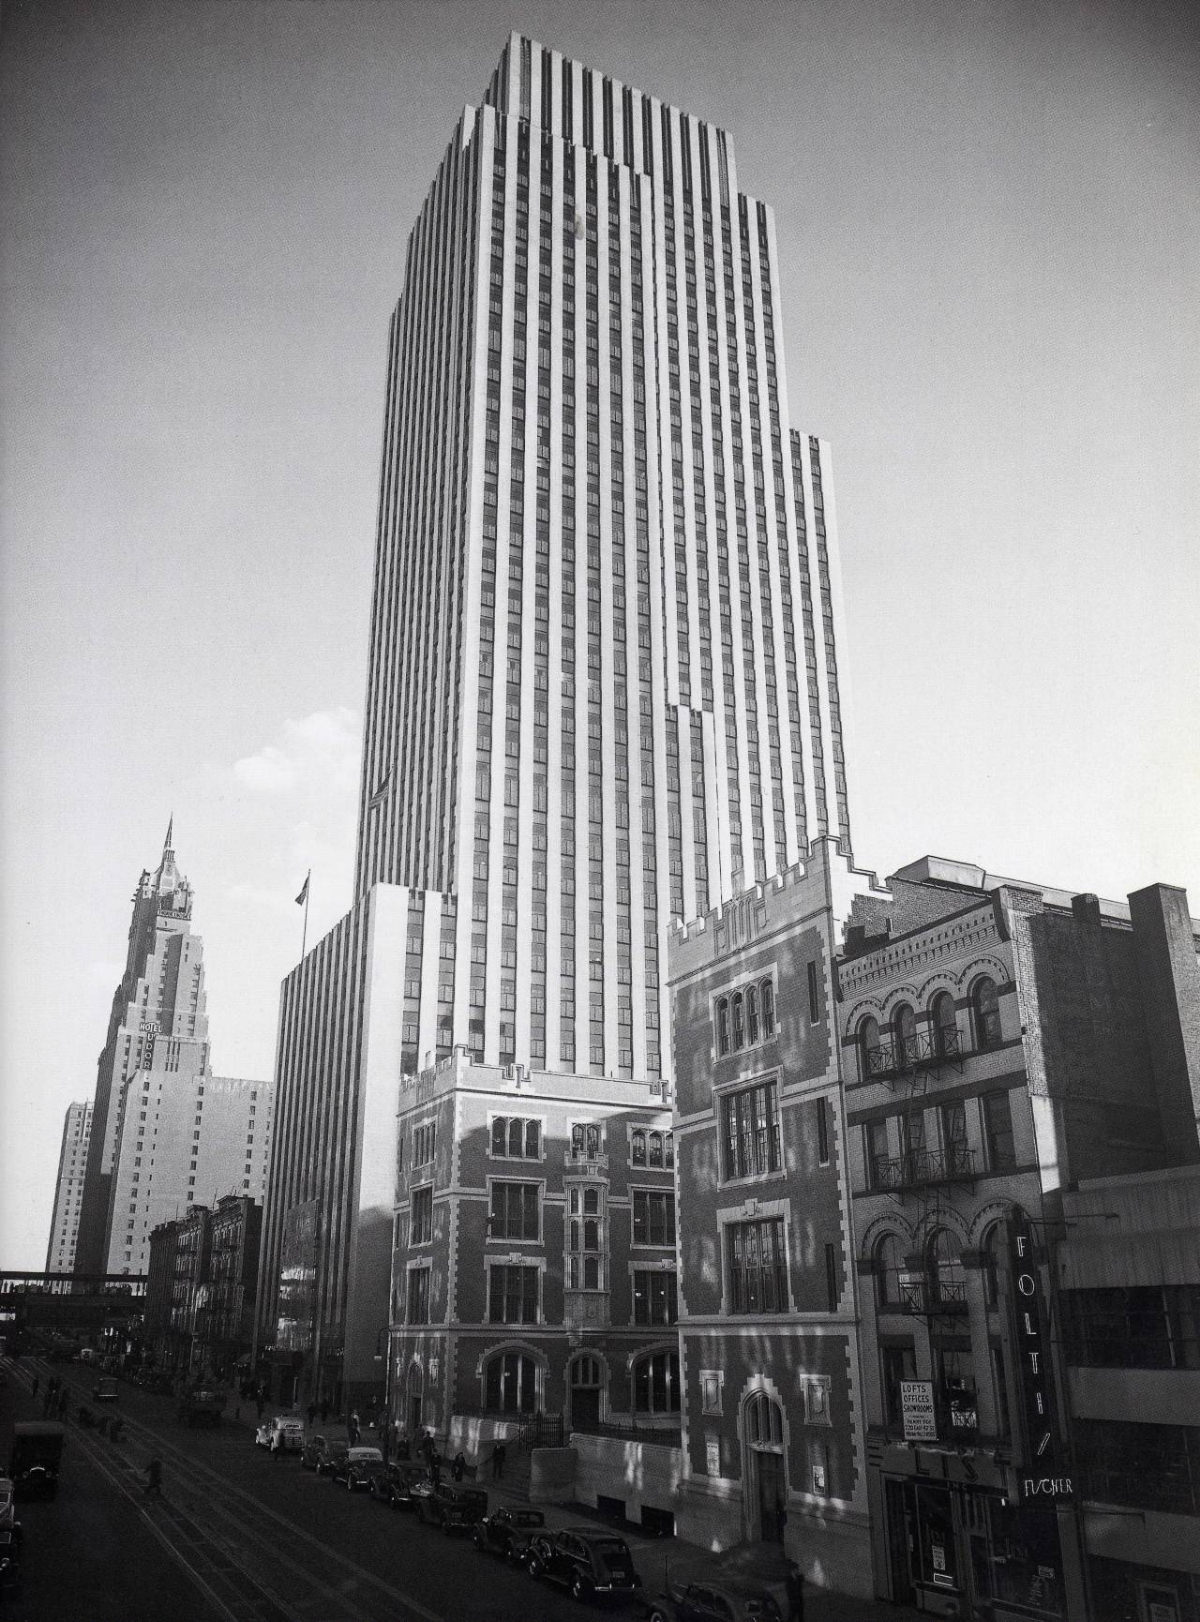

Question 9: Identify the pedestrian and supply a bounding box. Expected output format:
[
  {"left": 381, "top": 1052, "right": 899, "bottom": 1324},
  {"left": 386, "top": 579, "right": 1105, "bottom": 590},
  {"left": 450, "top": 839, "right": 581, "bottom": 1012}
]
[
  {"left": 320, "top": 1398, "right": 330, "bottom": 1426},
  {"left": 349, "top": 1409, "right": 360, "bottom": 1446},
  {"left": 430, "top": 1449, "right": 442, "bottom": 1488},
  {"left": 256, "top": 1391, "right": 265, "bottom": 1423},
  {"left": 492, "top": 1442, "right": 506, "bottom": 1480},
  {"left": 144, "top": 1457, "right": 163, "bottom": 1498},
  {"left": 451, "top": 1451, "right": 466, "bottom": 1483},
  {"left": 307, "top": 1402, "right": 317, "bottom": 1428},
  {"left": 785, "top": 1565, "right": 805, "bottom": 1622}
]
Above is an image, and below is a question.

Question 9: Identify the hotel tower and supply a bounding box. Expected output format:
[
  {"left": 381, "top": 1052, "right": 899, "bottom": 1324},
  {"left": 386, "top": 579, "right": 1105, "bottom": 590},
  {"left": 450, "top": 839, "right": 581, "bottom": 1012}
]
[{"left": 257, "top": 34, "right": 855, "bottom": 1405}]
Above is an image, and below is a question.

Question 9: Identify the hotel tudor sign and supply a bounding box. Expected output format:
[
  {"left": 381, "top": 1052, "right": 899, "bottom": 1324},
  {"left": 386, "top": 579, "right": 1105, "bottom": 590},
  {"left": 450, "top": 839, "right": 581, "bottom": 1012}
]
[{"left": 1008, "top": 1207, "right": 1073, "bottom": 1502}]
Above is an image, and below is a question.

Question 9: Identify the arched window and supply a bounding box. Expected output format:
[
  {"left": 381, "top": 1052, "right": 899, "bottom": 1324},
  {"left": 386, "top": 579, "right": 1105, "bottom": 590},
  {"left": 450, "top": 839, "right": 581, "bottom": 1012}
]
[
  {"left": 859, "top": 1015, "right": 881, "bottom": 1080},
  {"left": 745, "top": 1390, "right": 784, "bottom": 1448},
  {"left": 485, "top": 1350, "right": 537, "bottom": 1413},
  {"left": 928, "top": 1229, "right": 966, "bottom": 1310},
  {"left": 931, "top": 992, "right": 958, "bottom": 1058},
  {"left": 731, "top": 992, "right": 745, "bottom": 1051},
  {"left": 875, "top": 1232, "right": 904, "bottom": 1308},
  {"left": 894, "top": 1003, "right": 917, "bottom": 1070},
  {"left": 746, "top": 984, "right": 760, "bottom": 1045},
  {"left": 981, "top": 1223, "right": 1004, "bottom": 1308},
  {"left": 632, "top": 1348, "right": 679, "bottom": 1414},
  {"left": 760, "top": 980, "right": 775, "bottom": 1038},
  {"left": 716, "top": 998, "right": 730, "bottom": 1056},
  {"left": 972, "top": 977, "right": 1001, "bottom": 1050}
]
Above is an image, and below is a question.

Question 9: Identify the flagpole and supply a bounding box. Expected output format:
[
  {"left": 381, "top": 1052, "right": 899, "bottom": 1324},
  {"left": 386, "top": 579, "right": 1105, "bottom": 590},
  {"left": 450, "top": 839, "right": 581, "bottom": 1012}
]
[{"left": 300, "top": 870, "right": 311, "bottom": 960}]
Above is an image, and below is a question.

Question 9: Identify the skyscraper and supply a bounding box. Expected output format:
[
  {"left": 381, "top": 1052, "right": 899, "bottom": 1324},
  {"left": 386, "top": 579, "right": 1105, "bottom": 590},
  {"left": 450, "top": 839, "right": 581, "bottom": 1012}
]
[
  {"left": 45, "top": 1100, "right": 92, "bottom": 1274},
  {"left": 75, "top": 825, "right": 271, "bottom": 1275},
  {"left": 258, "top": 33, "right": 855, "bottom": 1406}
]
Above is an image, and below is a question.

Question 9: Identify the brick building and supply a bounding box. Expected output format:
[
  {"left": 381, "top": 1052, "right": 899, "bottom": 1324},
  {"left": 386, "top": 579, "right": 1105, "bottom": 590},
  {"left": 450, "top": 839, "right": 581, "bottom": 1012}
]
[
  {"left": 389, "top": 1051, "right": 675, "bottom": 1451},
  {"left": 666, "top": 838, "right": 888, "bottom": 1596},
  {"left": 836, "top": 858, "right": 1200, "bottom": 1622}
]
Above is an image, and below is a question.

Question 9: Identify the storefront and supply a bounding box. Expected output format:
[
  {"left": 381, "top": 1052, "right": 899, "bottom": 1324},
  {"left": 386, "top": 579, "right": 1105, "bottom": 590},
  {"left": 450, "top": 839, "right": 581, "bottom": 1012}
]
[{"left": 879, "top": 1444, "right": 1069, "bottom": 1620}]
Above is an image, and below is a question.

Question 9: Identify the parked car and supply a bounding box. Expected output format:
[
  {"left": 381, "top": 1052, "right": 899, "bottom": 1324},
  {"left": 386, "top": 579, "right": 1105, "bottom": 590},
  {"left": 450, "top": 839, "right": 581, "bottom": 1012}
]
[
  {"left": 6, "top": 1424, "right": 65, "bottom": 1501},
  {"left": 92, "top": 1376, "right": 119, "bottom": 1403},
  {"left": 639, "top": 1577, "right": 783, "bottom": 1622},
  {"left": 369, "top": 1461, "right": 429, "bottom": 1510},
  {"left": 314, "top": 1440, "right": 350, "bottom": 1479},
  {"left": 178, "top": 1387, "right": 225, "bottom": 1427},
  {"left": 255, "top": 1416, "right": 305, "bottom": 1453},
  {"left": 526, "top": 1528, "right": 642, "bottom": 1603},
  {"left": 340, "top": 1447, "right": 386, "bottom": 1492},
  {"left": 474, "top": 1506, "right": 544, "bottom": 1561},
  {"left": 418, "top": 1481, "right": 488, "bottom": 1533},
  {"left": 0, "top": 1528, "right": 20, "bottom": 1597},
  {"left": 300, "top": 1433, "right": 331, "bottom": 1471}
]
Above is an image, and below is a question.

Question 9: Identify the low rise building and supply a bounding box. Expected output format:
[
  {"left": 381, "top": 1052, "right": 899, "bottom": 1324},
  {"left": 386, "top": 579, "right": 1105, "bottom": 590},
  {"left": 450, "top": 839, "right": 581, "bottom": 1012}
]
[
  {"left": 1058, "top": 1165, "right": 1200, "bottom": 1622},
  {"left": 667, "top": 838, "right": 887, "bottom": 1597},
  {"left": 389, "top": 1050, "right": 675, "bottom": 1458},
  {"left": 836, "top": 859, "right": 1200, "bottom": 1622}
]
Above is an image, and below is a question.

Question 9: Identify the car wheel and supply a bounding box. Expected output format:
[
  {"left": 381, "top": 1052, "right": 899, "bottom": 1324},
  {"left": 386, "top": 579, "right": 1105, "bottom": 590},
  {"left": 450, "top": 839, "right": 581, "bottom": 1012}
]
[
  {"left": 527, "top": 1556, "right": 543, "bottom": 1580},
  {"left": 648, "top": 1610, "right": 671, "bottom": 1622},
  {"left": 570, "top": 1573, "right": 588, "bottom": 1602}
]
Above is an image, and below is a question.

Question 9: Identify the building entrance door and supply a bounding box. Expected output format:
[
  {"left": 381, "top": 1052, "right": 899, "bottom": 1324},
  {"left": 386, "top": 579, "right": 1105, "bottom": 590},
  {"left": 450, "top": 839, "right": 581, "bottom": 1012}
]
[
  {"left": 755, "top": 1451, "right": 786, "bottom": 1542},
  {"left": 569, "top": 1355, "right": 602, "bottom": 1428},
  {"left": 406, "top": 1363, "right": 423, "bottom": 1435}
]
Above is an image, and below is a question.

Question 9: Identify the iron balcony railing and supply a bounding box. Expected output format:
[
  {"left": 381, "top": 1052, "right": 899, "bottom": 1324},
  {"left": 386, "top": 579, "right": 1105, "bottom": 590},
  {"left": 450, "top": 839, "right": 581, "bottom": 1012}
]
[
  {"left": 898, "top": 1274, "right": 970, "bottom": 1316},
  {"left": 871, "top": 1144, "right": 976, "bottom": 1193},
  {"left": 865, "top": 1027, "right": 963, "bottom": 1080}
]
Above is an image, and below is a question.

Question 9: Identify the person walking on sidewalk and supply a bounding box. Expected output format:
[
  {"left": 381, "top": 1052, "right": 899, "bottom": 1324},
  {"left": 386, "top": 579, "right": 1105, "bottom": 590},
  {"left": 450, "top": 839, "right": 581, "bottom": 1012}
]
[{"left": 491, "top": 1442, "right": 506, "bottom": 1480}]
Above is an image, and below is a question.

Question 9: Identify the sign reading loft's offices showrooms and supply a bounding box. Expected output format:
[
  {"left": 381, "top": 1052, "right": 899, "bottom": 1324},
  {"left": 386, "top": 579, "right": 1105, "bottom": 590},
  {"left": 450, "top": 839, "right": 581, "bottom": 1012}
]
[
  {"left": 1008, "top": 1208, "right": 1073, "bottom": 1501},
  {"left": 900, "top": 1380, "right": 938, "bottom": 1443}
]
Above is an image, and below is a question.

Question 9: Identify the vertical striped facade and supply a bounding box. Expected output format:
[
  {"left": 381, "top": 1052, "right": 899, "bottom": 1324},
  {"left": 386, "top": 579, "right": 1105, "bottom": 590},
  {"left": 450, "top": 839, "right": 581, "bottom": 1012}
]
[
  {"left": 353, "top": 33, "right": 854, "bottom": 1084},
  {"left": 46, "top": 1101, "right": 93, "bottom": 1274}
]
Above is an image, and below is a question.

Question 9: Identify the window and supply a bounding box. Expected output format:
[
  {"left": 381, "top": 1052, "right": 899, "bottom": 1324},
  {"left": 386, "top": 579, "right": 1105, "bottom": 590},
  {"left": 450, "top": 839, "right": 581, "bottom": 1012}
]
[
  {"left": 807, "top": 959, "right": 821, "bottom": 1023},
  {"left": 633, "top": 1270, "right": 678, "bottom": 1325},
  {"left": 865, "top": 1118, "right": 891, "bottom": 1189},
  {"left": 982, "top": 1091, "right": 1017, "bottom": 1171},
  {"left": 928, "top": 1229, "right": 966, "bottom": 1309},
  {"left": 412, "top": 1121, "right": 436, "bottom": 1167},
  {"left": 700, "top": 1369, "right": 724, "bottom": 1415},
  {"left": 972, "top": 976, "right": 1002, "bottom": 1049},
  {"left": 488, "top": 1264, "right": 539, "bottom": 1323},
  {"left": 816, "top": 1096, "right": 830, "bottom": 1165},
  {"left": 802, "top": 1375, "right": 832, "bottom": 1425},
  {"left": 570, "top": 1121, "right": 602, "bottom": 1160},
  {"left": 875, "top": 1232, "right": 904, "bottom": 1309},
  {"left": 824, "top": 1242, "right": 840, "bottom": 1313},
  {"left": 490, "top": 1181, "right": 539, "bottom": 1240},
  {"left": 632, "top": 1189, "right": 676, "bottom": 1246},
  {"left": 858, "top": 1015, "right": 881, "bottom": 1080},
  {"left": 485, "top": 1350, "right": 537, "bottom": 1413},
  {"left": 567, "top": 1184, "right": 605, "bottom": 1288},
  {"left": 491, "top": 1117, "right": 542, "bottom": 1159},
  {"left": 745, "top": 1390, "right": 783, "bottom": 1446},
  {"left": 410, "top": 1185, "right": 433, "bottom": 1246},
  {"left": 931, "top": 991, "right": 958, "bottom": 1057},
  {"left": 941, "top": 1099, "right": 969, "bottom": 1173},
  {"left": 727, "top": 1217, "right": 788, "bottom": 1313},
  {"left": 407, "top": 1266, "right": 430, "bottom": 1324},
  {"left": 881, "top": 1343, "right": 917, "bottom": 1431},
  {"left": 721, "top": 1080, "right": 781, "bottom": 1179},
  {"left": 893, "top": 1003, "right": 917, "bottom": 1070},
  {"left": 633, "top": 1348, "right": 679, "bottom": 1414},
  {"left": 716, "top": 978, "right": 775, "bottom": 1054}
]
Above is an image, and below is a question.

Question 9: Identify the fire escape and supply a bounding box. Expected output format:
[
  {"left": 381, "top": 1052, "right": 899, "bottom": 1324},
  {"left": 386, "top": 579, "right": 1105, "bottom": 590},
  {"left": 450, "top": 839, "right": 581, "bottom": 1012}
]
[{"left": 868, "top": 1021, "right": 980, "bottom": 1441}]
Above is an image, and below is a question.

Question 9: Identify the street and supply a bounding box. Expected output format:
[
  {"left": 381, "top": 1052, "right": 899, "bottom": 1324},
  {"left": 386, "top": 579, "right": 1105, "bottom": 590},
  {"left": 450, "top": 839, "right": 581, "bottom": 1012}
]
[{"left": 0, "top": 1357, "right": 635, "bottom": 1622}]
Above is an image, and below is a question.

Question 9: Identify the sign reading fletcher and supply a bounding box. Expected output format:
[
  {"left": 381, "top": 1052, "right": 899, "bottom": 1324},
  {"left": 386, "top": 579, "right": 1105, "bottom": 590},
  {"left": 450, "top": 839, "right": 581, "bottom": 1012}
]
[{"left": 900, "top": 1380, "right": 937, "bottom": 1442}]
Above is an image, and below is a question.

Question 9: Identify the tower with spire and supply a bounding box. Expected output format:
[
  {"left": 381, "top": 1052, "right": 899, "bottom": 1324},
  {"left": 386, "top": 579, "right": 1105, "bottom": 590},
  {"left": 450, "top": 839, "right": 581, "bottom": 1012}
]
[{"left": 75, "top": 825, "right": 271, "bottom": 1275}]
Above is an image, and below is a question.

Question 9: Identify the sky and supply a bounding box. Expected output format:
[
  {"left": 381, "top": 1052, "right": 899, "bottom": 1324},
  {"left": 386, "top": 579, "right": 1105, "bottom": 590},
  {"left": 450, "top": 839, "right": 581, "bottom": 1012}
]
[{"left": 1, "top": 0, "right": 1197, "bottom": 1269}]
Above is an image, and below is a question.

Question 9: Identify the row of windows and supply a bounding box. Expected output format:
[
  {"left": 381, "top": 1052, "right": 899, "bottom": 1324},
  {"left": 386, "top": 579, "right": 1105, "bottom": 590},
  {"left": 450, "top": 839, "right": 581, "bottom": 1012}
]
[
  {"left": 862, "top": 1089, "right": 1017, "bottom": 1190},
  {"left": 473, "top": 1343, "right": 680, "bottom": 1417},
  {"left": 857, "top": 978, "right": 1002, "bottom": 1079},
  {"left": 715, "top": 978, "right": 776, "bottom": 1055},
  {"left": 405, "top": 1261, "right": 678, "bottom": 1328},
  {"left": 405, "top": 1183, "right": 676, "bottom": 1248}
]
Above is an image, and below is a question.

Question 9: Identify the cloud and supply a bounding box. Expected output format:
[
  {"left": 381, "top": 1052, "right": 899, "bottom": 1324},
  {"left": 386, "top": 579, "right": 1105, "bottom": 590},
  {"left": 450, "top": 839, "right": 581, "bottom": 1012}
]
[{"left": 233, "top": 706, "right": 360, "bottom": 797}]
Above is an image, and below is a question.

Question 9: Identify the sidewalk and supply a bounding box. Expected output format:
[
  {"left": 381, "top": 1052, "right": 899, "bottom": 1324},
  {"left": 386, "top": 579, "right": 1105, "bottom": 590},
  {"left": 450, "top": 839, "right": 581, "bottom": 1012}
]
[{"left": 481, "top": 1475, "right": 925, "bottom": 1622}]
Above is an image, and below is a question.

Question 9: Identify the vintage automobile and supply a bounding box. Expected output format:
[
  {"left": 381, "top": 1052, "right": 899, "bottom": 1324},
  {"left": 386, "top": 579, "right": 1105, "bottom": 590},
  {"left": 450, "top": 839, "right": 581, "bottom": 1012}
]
[
  {"left": 339, "top": 1447, "right": 386, "bottom": 1492},
  {"left": 93, "top": 1376, "right": 120, "bottom": 1403},
  {"left": 178, "top": 1386, "right": 225, "bottom": 1427},
  {"left": 638, "top": 1576, "right": 783, "bottom": 1622},
  {"left": 255, "top": 1415, "right": 305, "bottom": 1453},
  {"left": 369, "top": 1460, "right": 430, "bottom": 1510},
  {"left": 417, "top": 1481, "right": 488, "bottom": 1533},
  {"left": 6, "top": 1423, "right": 65, "bottom": 1501},
  {"left": 473, "top": 1505, "right": 544, "bottom": 1562},
  {"left": 526, "top": 1527, "right": 642, "bottom": 1603},
  {"left": 0, "top": 1527, "right": 20, "bottom": 1597},
  {"left": 313, "top": 1439, "right": 350, "bottom": 1478}
]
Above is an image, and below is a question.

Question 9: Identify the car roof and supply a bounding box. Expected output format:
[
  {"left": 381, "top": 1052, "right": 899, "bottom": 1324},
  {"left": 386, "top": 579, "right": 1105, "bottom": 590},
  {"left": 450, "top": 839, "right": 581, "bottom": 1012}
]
[
  {"left": 348, "top": 1446, "right": 382, "bottom": 1459},
  {"left": 570, "top": 1528, "right": 629, "bottom": 1546}
]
